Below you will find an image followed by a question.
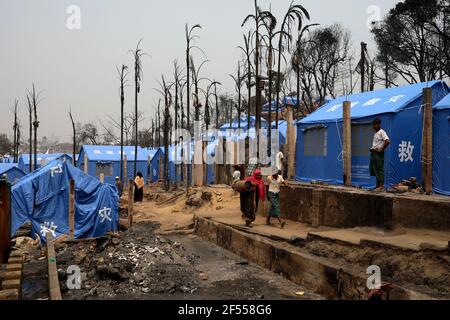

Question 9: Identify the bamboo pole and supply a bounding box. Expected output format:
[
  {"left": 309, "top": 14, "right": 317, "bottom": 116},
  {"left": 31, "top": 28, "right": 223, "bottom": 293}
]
[
  {"left": 69, "top": 180, "right": 75, "bottom": 241},
  {"left": 286, "top": 106, "right": 296, "bottom": 179},
  {"left": 127, "top": 179, "right": 133, "bottom": 229},
  {"left": 124, "top": 155, "right": 128, "bottom": 188},
  {"left": 343, "top": 101, "right": 352, "bottom": 186},
  {"left": 83, "top": 153, "right": 88, "bottom": 174}
]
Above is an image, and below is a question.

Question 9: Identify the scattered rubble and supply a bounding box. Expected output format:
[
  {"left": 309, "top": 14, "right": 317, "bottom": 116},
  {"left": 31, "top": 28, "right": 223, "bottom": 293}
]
[
  {"left": 393, "top": 177, "right": 424, "bottom": 193},
  {"left": 55, "top": 222, "right": 202, "bottom": 299}
]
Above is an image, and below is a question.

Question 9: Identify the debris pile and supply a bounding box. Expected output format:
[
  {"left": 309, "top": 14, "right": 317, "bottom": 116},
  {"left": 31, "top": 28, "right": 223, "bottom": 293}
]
[
  {"left": 393, "top": 177, "right": 423, "bottom": 193},
  {"left": 55, "top": 222, "right": 201, "bottom": 299},
  {"left": 185, "top": 189, "right": 213, "bottom": 207}
]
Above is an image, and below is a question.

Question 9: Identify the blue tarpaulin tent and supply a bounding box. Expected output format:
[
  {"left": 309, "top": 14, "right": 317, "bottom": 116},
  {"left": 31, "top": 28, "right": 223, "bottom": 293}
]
[
  {"left": 78, "top": 145, "right": 148, "bottom": 185},
  {"left": 11, "top": 159, "right": 118, "bottom": 243},
  {"left": 164, "top": 144, "right": 194, "bottom": 183},
  {"left": 271, "top": 120, "right": 288, "bottom": 146},
  {"left": 220, "top": 116, "right": 268, "bottom": 132},
  {"left": 0, "top": 164, "right": 26, "bottom": 184},
  {"left": 433, "top": 93, "right": 450, "bottom": 195},
  {"left": 147, "top": 148, "right": 163, "bottom": 182},
  {"left": 19, "top": 153, "right": 72, "bottom": 173},
  {"left": 0, "top": 156, "right": 14, "bottom": 163},
  {"left": 296, "top": 81, "right": 449, "bottom": 189}
]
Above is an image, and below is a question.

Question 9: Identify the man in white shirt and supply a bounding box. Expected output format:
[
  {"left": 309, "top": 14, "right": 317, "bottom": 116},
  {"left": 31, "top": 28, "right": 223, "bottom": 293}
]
[
  {"left": 275, "top": 151, "right": 284, "bottom": 177},
  {"left": 370, "top": 118, "right": 390, "bottom": 190}
]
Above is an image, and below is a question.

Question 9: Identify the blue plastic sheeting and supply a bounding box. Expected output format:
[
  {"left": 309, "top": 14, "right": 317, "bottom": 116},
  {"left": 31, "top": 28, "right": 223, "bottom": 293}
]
[
  {"left": 283, "top": 96, "right": 298, "bottom": 106},
  {"left": 0, "top": 157, "right": 14, "bottom": 163},
  {"left": 147, "top": 148, "right": 164, "bottom": 182},
  {"left": 434, "top": 93, "right": 450, "bottom": 110},
  {"left": 78, "top": 145, "right": 149, "bottom": 185},
  {"left": 220, "top": 116, "right": 268, "bottom": 131},
  {"left": 271, "top": 120, "right": 287, "bottom": 145},
  {"left": 300, "top": 81, "right": 447, "bottom": 124},
  {"left": 262, "top": 100, "right": 278, "bottom": 113},
  {"left": 11, "top": 160, "right": 119, "bottom": 243},
  {"left": 80, "top": 145, "right": 148, "bottom": 161},
  {"left": 0, "top": 164, "right": 26, "bottom": 184},
  {"left": 296, "top": 81, "right": 449, "bottom": 189},
  {"left": 433, "top": 93, "right": 450, "bottom": 195},
  {"left": 19, "top": 153, "right": 72, "bottom": 173}
]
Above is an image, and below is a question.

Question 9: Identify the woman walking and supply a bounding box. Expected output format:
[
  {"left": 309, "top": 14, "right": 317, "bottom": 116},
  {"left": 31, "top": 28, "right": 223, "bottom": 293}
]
[
  {"left": 240, "top": 169, "right": 266, "bottom": 227},
  {"left": 267, "top": 170, "right": 286, "bottom": 228},
  {"left": 134, "top": 171, "right": 145, "bottom": 202}
]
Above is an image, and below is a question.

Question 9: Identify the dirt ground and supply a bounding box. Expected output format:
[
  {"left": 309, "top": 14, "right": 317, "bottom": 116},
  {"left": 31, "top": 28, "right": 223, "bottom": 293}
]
[
  {"left": 130, "top": 184, "right": 241, "bottom": 233},
  {"left": 18, "top": 185, "right": 321, "bottom": 300},
  {"left": 17, "top": 183, "right": 449, "bottom": 300},
  {"left": 21, "top": 221, "right": 320, "bottom": 300}
]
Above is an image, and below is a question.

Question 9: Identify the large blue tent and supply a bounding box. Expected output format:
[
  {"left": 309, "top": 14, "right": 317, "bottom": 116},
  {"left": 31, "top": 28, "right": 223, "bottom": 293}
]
[
  {"left": 78, "top": 145, "right": 148, "bottom": 185},
  {"left": 433, "top": 93, "right": 450, "bottom": 195},
  {"left": 296, "top": 81, "right": 449, "bottom": 189},
  {"left": 147, "top": 148, "right": 164, "bottom": 182},
  {"left": 220, "top": 116, "right": 268, "bottom": 132},
  {"left": 11, "top": 159, "right": 118, "bottom": 243},
  {"left": 0, "top": 164, "right": 26, "bottom": 184},
  {"left": 19, "top": 153, "right": 72, "bottom": 174}
]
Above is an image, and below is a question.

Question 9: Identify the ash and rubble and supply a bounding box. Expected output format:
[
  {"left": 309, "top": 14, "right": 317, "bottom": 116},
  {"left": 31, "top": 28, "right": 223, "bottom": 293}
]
[{"left": 55, "top": 221, "right": 202, "bottom": 299}]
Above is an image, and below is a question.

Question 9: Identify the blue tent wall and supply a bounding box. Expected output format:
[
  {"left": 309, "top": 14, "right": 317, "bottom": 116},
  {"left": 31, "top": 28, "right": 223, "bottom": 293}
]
[
  {"left": 149, "top": 148, "right": 163, "bottom": 182},
  {"left": 0, "top": 164, "right": 26, "bottom": 184},
  {"left": 19, "top": 153, "right": 72, "bottom": 174},
  {"left": 433, "top": 93, "right": 450, "bottom": 195},
  {"left": 295, "top": 80, "right": 449, "bottom": 189},
  {"left": 77, "top": 146, "right": 148, "bottom": 185},
  {"left": 11, "top": 160, "right": 119, "bottom": 242}
]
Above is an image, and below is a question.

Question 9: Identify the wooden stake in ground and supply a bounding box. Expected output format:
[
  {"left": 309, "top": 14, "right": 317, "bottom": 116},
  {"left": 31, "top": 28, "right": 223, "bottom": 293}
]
[
  {"left": 343, "top": 101, "right": 352, "bottom": 186},
  {"left": 69, "top": 180, "right": 75, "bottom": 241},
  {"left": 128, "top": 179, "right": 134, "bottom": 229},
  {"left": 421, "top": 87, "right": 433, "bottom": 194},
  {"left": 0, "top": 180, "right": 11, "bottom": 263},
  {"left": 46, "top": 233, "right": 62, "bottom": 300},
  {"left": 286, "top": 106, "right": 296, "bottom": 179},
  {"left": 83, "top": 153, "right": 88, "bottom": 174},
  {"left": 124, "top": 155, "right": 128, "bottom": 188}
]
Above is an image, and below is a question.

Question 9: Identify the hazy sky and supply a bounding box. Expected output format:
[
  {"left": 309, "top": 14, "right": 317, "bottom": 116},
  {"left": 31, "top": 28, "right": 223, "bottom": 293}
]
[{"left": 0, "top": 0, "right": 399, "bottom": 142}]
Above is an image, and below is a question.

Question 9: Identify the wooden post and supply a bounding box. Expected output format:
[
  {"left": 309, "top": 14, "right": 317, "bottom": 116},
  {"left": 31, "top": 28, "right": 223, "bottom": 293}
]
[
  {"left": 83, "top": 153, "right": 88, "bottom": 174},
  {"left": 0, "top": 180, "right": 11, "bottom": 263},
  {"left": 343, "top": 101, "right": 352, "bottom": 187},
  {"left": 46, "top": 233, "right": 62, "bottom": 300},
  {"left": 128, "top": 179, "right": 133, "bottom": 229},
  {"left": 422, "top": 87, "right": 433, "bottom": 194},
  {"left": 203, "top": 140, "right": 208, "bottom": 186},
  {"left": 123, "top": 155, "right": 128, "bottom": 188},
  {"left": 147, "top": 155, "right": 151, "bottom": 185},
  {"left": 193, "top": 140, "right": 203, "bottom": 186},
  {"left": 286, "top": 106, "right": 296, "bottom": 179},
  {"left": 69, "top": 180, "right": 75, "bottom": 241},
  {"left": 99, "top": 173, "right": 104, "bottom": 183}
]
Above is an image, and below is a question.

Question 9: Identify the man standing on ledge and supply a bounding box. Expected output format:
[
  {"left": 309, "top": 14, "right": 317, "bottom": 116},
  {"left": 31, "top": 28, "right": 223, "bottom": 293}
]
[{"left": 370, "top": 118, "right": 390, "bottom": 191}]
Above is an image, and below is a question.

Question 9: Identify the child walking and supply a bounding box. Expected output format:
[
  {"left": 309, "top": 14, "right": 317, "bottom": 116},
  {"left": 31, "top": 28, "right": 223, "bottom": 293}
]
[{"left": 267, "top": 170, "right": 286, "bottom": 228}]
